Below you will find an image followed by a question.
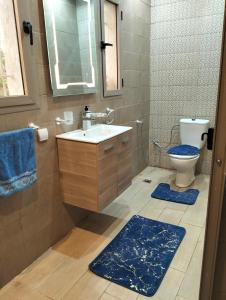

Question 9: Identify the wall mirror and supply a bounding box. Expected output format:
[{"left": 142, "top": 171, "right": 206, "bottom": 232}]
[{"left": 43, "top": 0, "right": 98, "bottom": 97}]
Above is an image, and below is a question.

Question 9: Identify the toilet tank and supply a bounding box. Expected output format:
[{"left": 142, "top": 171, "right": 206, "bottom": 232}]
[{"left": 180, "top": 119, "right": 210, "bottom": 149}]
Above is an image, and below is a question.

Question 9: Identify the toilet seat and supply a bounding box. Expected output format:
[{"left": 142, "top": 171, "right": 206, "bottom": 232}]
[
  {"left": 168, "top": 144, "right": 200, "bottom": 159},
  {"left": 168, "top": 153, "right": 200, "bottom": 160}
]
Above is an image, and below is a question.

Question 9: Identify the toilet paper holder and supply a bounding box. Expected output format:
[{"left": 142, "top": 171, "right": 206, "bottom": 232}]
[{"left": 28, "top": 123, "right": 48, "bottom": 142}]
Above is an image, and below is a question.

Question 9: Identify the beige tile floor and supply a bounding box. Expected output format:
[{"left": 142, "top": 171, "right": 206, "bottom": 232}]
[{"left": 0, "top": 167, "right": 209, "bottom": 300}]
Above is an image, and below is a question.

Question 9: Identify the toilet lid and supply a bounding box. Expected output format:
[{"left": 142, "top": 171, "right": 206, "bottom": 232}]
[{"left": 167, "top": 144, "right": 200, "bottom": 156}]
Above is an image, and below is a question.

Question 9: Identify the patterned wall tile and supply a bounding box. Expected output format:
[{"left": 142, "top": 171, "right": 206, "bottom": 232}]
[
  {"left": 151, "top": 0, "right": 224, "bottom": 24},
  {"left": 149, "top": 0, "right": 224, "bottom": 174},
  {"left": 151, "top": 15, "right": 223, "bottom": 40}
]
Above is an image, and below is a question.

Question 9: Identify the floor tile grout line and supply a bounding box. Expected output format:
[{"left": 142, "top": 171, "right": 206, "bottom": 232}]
[
  {"left": 179, "top": 237, "right": 201, "bottom": 275},
  {"left": 176, "top": 239, "right": 204, "bottom": 300},
  {"left": 98, "top": 282, "right": 112, "bottom": 300},
  {"left": 170, "top": 266, "right": 186, "bottom": 274},
  {"left": 52, "top": 269, "right": 89, "bottom": 300},
  {"left": 175, "top": 267, "right": 188, "bottom": 300},
  {"left": 179, "top": 220, "right": 205, "bottom": 229}
]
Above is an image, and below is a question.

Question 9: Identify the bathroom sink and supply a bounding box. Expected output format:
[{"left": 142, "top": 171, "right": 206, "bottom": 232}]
[{"left": 56, "top": 124, "right": 133, "bottom": 144}]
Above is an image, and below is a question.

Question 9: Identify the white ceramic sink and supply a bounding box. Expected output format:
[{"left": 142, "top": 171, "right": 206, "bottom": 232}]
[{"left": 56, "top": 124, "right": 133, "bottom": 144}]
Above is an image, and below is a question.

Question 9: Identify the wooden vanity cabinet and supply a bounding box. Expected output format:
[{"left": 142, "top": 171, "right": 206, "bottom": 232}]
[
  {"left": 117, "top": 131, "right": 133, "bottom": 194},
  {"left": 57, "top": 130, "right": 132, "bottom": 212}
]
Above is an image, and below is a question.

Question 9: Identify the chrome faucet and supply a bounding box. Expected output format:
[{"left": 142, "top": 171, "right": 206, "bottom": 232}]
[{"left": 82, "top": 106, "right": 114, "bottom": 130}]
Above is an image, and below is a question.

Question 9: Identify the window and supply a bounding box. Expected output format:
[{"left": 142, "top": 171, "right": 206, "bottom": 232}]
[
  {"left": 0, "top": 0, "right": 24, "bottom": 97},
  {"left": 0, "top": 0, "right": 37, "bottom": 113},
  {"left": 101, "top": 0, "right": 121, "bottom": 97}
]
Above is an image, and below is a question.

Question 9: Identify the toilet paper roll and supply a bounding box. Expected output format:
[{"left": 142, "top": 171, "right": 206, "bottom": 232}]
[{"left": 37, "top": 128, "right": 48, "bottom": 142}]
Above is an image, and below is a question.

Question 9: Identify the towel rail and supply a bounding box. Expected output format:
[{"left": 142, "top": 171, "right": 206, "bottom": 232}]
[{"left": 28, "top": 123, "right": 40, "bottom": 130}]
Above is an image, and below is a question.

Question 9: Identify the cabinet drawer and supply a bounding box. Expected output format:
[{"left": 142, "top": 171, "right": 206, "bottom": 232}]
[
  {"left": 99, "top": 184, "right": 118, "bottom": 210},
  {"left": 98, "top": 137, "right": 118, "bottom": 160},
  {"left": 99, "top": 155, "right": 118, "bottom": 190},
  {"left": 98, "top": 139, "right": 118, "bottom": 209},
  {"left": 57, "top": 139, "right": 97, "bottom": 175},
  {"left": 118, "top": 131, "right": 133, "bottom": 194},
  {"left": 118, "top": 149, "right": 132, "bottom": 194},
  {"left": 118, "top": 130, "right": 132, "bottom": 152}
]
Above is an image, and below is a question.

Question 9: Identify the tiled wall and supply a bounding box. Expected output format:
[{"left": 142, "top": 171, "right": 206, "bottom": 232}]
[
  {"left": 0, "top": 0, "right": 150, "bottom": 286},
  {"left": 149, "top": 0, "right": 224, "bottom": 174}
]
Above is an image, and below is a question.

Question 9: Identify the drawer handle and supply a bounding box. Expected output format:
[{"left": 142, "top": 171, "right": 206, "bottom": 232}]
[
  {"left": 104, "top": 145, "right": 114, "bottom": 152},
  {"left": 122, "top": 137, "right": 129, "bottom": 144}
]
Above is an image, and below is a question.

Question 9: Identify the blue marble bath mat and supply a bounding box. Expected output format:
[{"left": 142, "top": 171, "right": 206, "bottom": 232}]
[
  {"left": 89, "top": 215, "right": 186, "bottom": 297},
  {"left": 151, "top": 183, "right": 199, "bottom": 205}
]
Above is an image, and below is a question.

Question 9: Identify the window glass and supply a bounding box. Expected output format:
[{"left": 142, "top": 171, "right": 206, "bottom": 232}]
[
  {"left": 0, "top": 0, "right": 24, "bottom": 97},
  {"left": 103, "top": 0, "right": 119, "bottom": 93}
]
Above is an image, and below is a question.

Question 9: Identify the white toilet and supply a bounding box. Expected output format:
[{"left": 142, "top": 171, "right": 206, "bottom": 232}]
[{"left": 168, "top": 119, "right": 210, "bottom": 188}]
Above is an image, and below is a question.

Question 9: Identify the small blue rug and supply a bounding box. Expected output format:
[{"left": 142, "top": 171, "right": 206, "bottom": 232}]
[
  {"left": 89, "top": 215, "right": 186, "bottom": 297},
  {"left": 151, "top": 183, "right": 199, "bottom": 205}
]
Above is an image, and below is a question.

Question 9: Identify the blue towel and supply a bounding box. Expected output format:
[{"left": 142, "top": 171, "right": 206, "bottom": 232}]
[
  {"left": 168, "top": 144, "right": 200, "bottom": 156},
  {"left": 0, "top": 128, "right": 37, "bottom": 197},
  {"left": 151, "top": 183, "right": 199, "bottom": 205}
]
